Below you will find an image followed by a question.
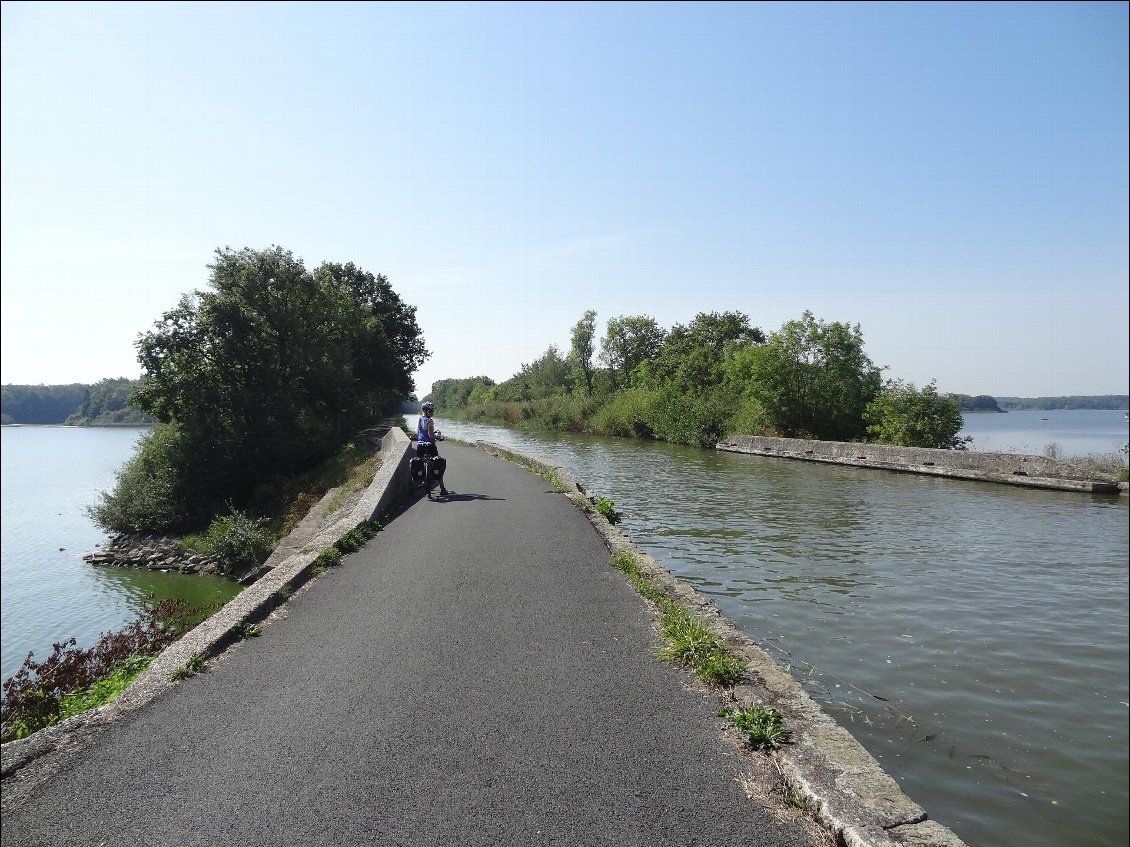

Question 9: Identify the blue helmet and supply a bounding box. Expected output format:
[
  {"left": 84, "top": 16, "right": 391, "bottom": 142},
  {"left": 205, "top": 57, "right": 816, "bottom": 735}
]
[{"left": 422, "top": 401, "right": 435, "bottom": 413}]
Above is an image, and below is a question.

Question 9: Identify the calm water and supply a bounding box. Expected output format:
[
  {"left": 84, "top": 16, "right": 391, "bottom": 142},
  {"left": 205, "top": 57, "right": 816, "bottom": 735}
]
[
  {"left": 960, "top": 408, "right": 1129, "bottom": 459},
  {"left": 436, "top": 416, "right": 1129, "bottom": 847},
  {"left": 1, "top": 427, "right": 242, "bottom": 683}
]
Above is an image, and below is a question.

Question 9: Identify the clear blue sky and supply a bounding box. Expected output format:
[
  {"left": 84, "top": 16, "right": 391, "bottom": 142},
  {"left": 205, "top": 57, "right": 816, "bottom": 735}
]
[{"left": 2, "top": 1, "right": 1127, "bottom": 398}]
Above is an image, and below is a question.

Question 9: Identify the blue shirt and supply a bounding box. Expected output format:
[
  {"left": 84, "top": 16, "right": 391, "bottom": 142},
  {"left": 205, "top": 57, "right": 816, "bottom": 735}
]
[{"left": 417, "top": 415, "right": 433, "bottom": 444}]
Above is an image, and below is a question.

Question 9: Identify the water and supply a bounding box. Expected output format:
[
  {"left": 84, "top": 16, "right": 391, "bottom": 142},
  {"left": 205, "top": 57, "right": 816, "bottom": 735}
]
[
  {"left": 436, "top": 417, "right": 1129, "bottom": 847},
  {"left": 960, "top": 408, "right": 1128, "bottom": 460},
  {"left": 1, "top": 427, "right": 242, "bottom": 683}
]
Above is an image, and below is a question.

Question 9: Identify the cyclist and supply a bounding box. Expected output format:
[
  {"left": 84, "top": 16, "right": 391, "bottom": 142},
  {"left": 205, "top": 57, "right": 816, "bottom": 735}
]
[{"left": 417, "top": 401, "right": 448, "bottom": 496}]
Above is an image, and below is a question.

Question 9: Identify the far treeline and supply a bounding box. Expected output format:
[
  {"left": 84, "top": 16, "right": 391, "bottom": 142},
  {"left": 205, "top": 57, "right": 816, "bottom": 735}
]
[
  {"left": 1, "top": 378, "right": 155, "bottom": 426},
  {"left": 17, "top": 246, "right": 429, "bottom": 556},
  {"left": 425, "top": 309, "right": 1126, "bottom": 451}
]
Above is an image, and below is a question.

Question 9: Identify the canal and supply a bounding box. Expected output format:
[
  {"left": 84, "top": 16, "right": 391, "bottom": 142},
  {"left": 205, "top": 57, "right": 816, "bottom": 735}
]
[{"left": 436, "top": 419, "right": 1128, "bottom": 847}]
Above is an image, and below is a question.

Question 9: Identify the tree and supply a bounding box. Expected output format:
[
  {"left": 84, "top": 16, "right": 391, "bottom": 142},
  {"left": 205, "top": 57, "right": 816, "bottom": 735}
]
[
  {"left": 599, "top": 315, "right": 665, "bottom": 388},
  {"left": 568, "top": 310, "right": 597, "bottom": 395},
  {"left": 637, "top": 311, "right": 764, "bottom": 394},
  {"left": 95, "top": 245, "right": 427, "bottom": 533},
  {"left": 864, "top": 380, "right": 971, "bottom": 449},
  {"left": 496, "top": 345, "right": 571, "bottom": 402},
  {"left": 739, "top": 311, "right": 882, "bottom": 441}
]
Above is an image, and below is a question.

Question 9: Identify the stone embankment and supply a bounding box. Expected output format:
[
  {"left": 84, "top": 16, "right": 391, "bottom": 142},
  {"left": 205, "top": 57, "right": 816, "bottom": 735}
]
[
  {"left": 718, "top": 435, "right": 1124, "bottom": 494},
  {"left": 83, "top": 536, "right": 226, "bottom": 575}
]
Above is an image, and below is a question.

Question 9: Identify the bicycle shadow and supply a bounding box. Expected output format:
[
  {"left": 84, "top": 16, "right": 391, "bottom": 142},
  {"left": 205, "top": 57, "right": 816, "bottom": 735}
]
[{"left": 427, "top": 490, "right": 505, "bottom": 503}]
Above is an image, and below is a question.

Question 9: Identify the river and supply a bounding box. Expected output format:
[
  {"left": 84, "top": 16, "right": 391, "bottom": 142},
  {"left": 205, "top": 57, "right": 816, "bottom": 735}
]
[
  {"left": 2, "top": 418, "right": 1126, "bottom": 847},
  {"left": 432, "top": 413, "right": 1128, "bottom": 847}
]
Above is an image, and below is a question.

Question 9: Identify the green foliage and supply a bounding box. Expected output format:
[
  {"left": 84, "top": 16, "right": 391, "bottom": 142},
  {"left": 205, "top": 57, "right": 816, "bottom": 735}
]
[
  {"left": 64, "top": 377, "right": 155, "bottom": 425},
  {"left": 56, "top": 655, "right": 154, "bottom": 722},
  {"left": 171, "top": 652, "right": 206, "bottom": 680},
  {"left": 178, "top": 510, "right": 274, "bottom": 573},
  {"left": 996, "top": 395, "right": 1129, "bottom": 411},
  {"left": 88, "top": 424, "right": 203, "bottom": 533},
  {"left": 638, "top": 311, "right": 763, "bottom": 395},
  {"left": 233, "top": 620, "right": 262, "bottom": 638},
  {"left": 645, "top": 386, "right": 729, "bottom": 448},
  {"left": 568, "top": 309, "right": 598, "bottom": 395},
  {"left": 427, "top": 376, "right": 496, "bottom": 410},
  {"left": 2, "top": 598, "right": 211, "bottom": 741},
  {"left": 864, "top": 380, "right": 971, "bottom": 449},
  {"left": 951, "top": 393, "right": 1003, "bottom": 413},
  {"left": 658, "top": 605, "right": 746, "bottom": 686},
  {"left": 314, "top": 547, "right": 343, "bottom": 569},
  {"left": 94, "top": 246, "right": 426, "bottom": 536},
  {"left": 495, "top": 345, "right": 572, "bottom": 402},
  {"left": 611, "top": 551, "right": 743, "bottom": 685},
  {"left": 335, "top": 529, "right": 365, "bottom": 554},
  {"left": 588, "top": 387, "right": 656, "bottom": 439},
  {"left": 599, "top": 315, "right": 666, "bottom": 389},
  {"left": 737, "top": 311, "right": 882, "bottom": 441},
  {"left": 718, "top": 704, "right": 792, "bottom": 750},
  {"left": 0, "top": 383, "right": 87, "bottom": 424},
  {"left": 609, "top": 552, "right": 669, "bottom": 604},
  {"left": 593, "top": 497, "right": 622, "bottom": 524}
]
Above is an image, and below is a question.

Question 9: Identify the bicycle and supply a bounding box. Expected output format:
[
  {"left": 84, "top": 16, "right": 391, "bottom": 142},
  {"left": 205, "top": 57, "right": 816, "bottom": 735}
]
[{"left": 409, "top": 450, "right": 447, "bottom": 499}]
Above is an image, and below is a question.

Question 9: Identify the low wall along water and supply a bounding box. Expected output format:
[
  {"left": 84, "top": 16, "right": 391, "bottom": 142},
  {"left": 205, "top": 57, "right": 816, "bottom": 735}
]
[{"left": 716, "top": 435, "right": 1123, "bottom": 494}]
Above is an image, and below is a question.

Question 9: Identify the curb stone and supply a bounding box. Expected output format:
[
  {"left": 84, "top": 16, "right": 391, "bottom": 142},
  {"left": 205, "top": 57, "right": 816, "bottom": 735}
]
[
  {"left": 472, "top": 440, "right": 969, "bottom": 847},
  {"left": 1, "top": 428, "right": 414, "bottom": 784}
]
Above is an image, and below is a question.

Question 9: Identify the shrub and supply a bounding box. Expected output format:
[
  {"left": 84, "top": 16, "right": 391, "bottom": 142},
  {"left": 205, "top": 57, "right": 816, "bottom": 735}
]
[
  {"left": 88, "top": 424, "right": 206, "bottom": 534},
  {"left": 1, "top": 599, "right": 211, "bottom": 741},
  {"left": 594, "top": 497, "right": 623, "bottom": 524},
  {"left": 589, "top": 388, "right": 656, "bottom": 439},
  {"left": 183, "top": 510, "right": 274, "bottom": 574}
]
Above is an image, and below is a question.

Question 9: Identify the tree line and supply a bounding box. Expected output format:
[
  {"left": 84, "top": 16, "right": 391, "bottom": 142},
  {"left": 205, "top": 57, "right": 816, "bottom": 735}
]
[
  {"left": 428, "top": 309, "right": 971, "bottom": 451},
  {"left": 1, "top": 379, "right": 156, "bottom": 425}
]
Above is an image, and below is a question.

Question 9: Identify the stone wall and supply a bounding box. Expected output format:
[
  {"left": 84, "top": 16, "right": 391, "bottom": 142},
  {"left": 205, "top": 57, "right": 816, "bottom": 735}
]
[{"left": 717, "top": 435, "right": 1122, "bottom": 494}]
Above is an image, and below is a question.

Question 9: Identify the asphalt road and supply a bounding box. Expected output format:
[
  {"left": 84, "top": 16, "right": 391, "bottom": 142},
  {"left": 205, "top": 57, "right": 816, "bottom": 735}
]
[{"left": 1, "top": 442, "right": 817, "bottom": 847}]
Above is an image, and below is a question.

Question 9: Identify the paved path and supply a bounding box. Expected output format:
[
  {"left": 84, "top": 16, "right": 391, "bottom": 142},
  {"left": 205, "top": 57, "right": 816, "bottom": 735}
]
[{"left": 1, "top": 443, "right": 817, "bottom": 847}]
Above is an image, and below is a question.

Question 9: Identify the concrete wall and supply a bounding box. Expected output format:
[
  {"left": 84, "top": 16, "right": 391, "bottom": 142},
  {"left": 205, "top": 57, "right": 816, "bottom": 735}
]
[{"left": 718, "top": 435, "right": 1122, "bottom": 495}]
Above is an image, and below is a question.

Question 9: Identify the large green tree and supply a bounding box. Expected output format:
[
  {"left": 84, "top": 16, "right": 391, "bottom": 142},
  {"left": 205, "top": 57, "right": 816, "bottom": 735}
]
[
  {"left": 637, "top": 311, "right": 764, "bottom": 394},
  {"left": 94, "top": 246, "right": 427, "bottom": 533},
  {"left": 599, "top": 315, "right": 666, "bottom": 389},
  {"left": 568, "top": 310, "right": 598, "bottom": 395},
  {"left": 735, "top": 311, "right": 881, "bottom": 441}
]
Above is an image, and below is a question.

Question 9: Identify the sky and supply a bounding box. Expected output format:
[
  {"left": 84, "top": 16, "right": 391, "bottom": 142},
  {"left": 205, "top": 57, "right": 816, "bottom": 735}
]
[{"left": 2, "top": 1, "right": 1127, "bottom": 399}]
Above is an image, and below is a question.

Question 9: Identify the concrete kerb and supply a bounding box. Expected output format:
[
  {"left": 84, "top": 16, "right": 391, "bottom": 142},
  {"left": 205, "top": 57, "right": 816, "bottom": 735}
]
[
  {"left": 472, "top": 440, "right": 968, "bottom": 847},
  {"left": 1, "top": 427, "right": 415, "bottom": 781}
]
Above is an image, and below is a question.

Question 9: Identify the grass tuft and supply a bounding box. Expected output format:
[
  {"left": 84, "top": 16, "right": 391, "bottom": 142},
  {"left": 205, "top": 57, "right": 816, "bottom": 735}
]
[{"left": 719, "top": 704, "right": 793, "bottom": 750}]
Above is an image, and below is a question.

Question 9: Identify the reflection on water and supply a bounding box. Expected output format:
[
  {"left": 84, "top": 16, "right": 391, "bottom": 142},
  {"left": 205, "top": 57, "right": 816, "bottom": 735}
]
[{"left": 440, "top": 419, "right": 1129, "bottom": 847}]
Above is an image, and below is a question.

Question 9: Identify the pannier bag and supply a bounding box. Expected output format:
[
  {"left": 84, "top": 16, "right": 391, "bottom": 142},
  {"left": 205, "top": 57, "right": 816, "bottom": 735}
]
[
  {"left": 409, "top": 456, "right": 426, "bottom": 481},
  {"left": 432, "top": 456, "right": 447, "bottom": 479}
]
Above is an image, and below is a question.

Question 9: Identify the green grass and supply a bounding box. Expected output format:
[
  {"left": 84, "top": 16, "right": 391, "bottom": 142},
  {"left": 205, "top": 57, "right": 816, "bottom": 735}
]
[
  {"left": 611, "top": 551, "right": 746, "bottom": 687},
  {"left": 718, "top": 704, "right": 793, "bottom": 750},
  {"left": 55, "top": 655, "right": 154, "bottom": 722},
  {"left": 171, "top": 652, "right": 206, "bottom": 680},
  {"left": 658, "top": 605, "right": 747, "bottom": 686}
]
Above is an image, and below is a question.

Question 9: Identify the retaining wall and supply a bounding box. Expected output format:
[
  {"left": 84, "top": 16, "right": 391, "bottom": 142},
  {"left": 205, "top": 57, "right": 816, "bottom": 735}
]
[{"left": 718, "top": 435, "right": 1122, "bottom": 494}]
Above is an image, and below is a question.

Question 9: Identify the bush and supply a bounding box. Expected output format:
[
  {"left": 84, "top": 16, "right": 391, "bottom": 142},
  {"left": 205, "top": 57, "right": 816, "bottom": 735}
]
[
  {"left": 1, "top": 599, "right": 210, "bottom": 741},
  {"left": 88, "top": 424, "right": 206, "bottom": 534},
  {"left": 645, "top": 387, "right": 728, "bottom": 448},
  {"left": 589, "top": 388, "right": 656, "bottom": 439},
  {"left": 181, "top": 510, "right": 274, "bottom": 573},
  {"left": 864, "top": 380, "right": 970, "bottom": 449}
]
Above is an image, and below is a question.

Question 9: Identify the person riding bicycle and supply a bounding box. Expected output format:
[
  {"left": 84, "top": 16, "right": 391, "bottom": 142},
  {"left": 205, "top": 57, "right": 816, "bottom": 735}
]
[{"left": 417, "top": 401, "right": 448, "bottom": 496}]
